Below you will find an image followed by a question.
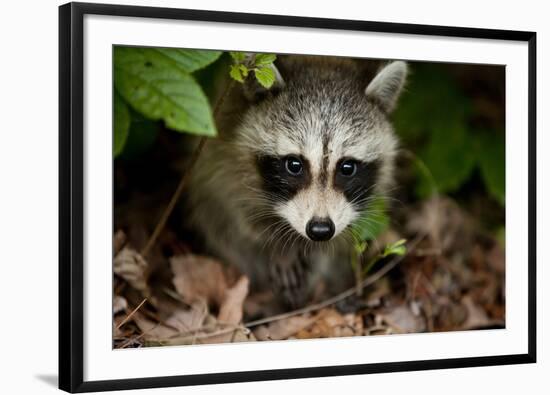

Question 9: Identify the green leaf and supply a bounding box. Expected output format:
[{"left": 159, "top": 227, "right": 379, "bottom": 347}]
[
  {"left": 351, "top": 196, "right": 390, "bottom": 241},
  {"left": 393, "top": 64, "right": 477, "bottom": 198},
  {"left": 229, "top": 64, "right": 245, "bottom": 82},
  {"left": 155, "top": 48, "right": 222, "bottom": 73},
  {"left": 393, "top": 65, "right": 471, "bottom": 145},
  {"left": 114, "top": 92, "right": 130, "bottom": 157},
  {"left": 254, "top": 53, "right": 277, "bottom": 66},
  {"left": 477, "top": 131, "right": 505, "bottom": 205},
  {"left": 254, "top": 66, "right": 276, "bottom": 89},
  {"left": 416, "top": 123, "right": 477, "bottom": 197},
  {"left": 229, "top": 64, "right": 250, "bottom": 83},
  {"left": 114, "top": 47, "right": 217, "bottom": 136},
  {"left": 382, "top": 239, "right": 407, "bottom": 258},
  {"left": 230, "top": 51, "right": 246, "bottom": 63},
  {"left": 239, "top": 64, "right": 249, "bottom": 77},
  {"left": 353, "top": 240, "right": 368, "bottom": 255}
]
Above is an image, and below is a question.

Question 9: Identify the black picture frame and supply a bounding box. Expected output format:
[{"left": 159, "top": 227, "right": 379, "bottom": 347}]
[{"left": 59, "top": 2, "right": 537, "bottom": 392}]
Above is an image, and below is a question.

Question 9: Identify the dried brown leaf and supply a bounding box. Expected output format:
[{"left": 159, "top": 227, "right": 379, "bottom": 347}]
[
  {"left": 133, "top": 312, "right": 178, "bottom": 341},
  {"left": 165, "top": 301, "right": 208, "bottom": 333},
  {"left": 114, "top": 247, "right": 149, "bottom": 294},
  {"left": 218, "top": 276, "right": 249, "bottom": 325},
  {"left": 405, "top": 197, "right": 471, "bottom": 254},
  {"left": 113, "top": 295, "right": 128, "bottom": 315},
  {"left": 261, "top": 315, "right": 317, "bottom": 340},
  {"left": 113, "top": 230, "right": 127, "bottom": 256},
  {"left": 170, "top": 255, "right": 230, "bottom": 306},
  {"left": 201, "top": 276, "right": 250, "bottom": 344},
  {"left": 380, "top": 305, "right": 426, "bottom": 333},
  {"left": 461, "top": 295, "right": 492, "bottom": 330}
]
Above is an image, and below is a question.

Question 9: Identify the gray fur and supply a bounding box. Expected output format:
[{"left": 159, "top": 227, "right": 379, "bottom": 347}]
[{"left": 186, "top": 56, "right": 406, "bottom": 308}]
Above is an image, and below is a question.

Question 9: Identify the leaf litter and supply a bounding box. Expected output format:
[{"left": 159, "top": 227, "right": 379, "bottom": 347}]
[{"left": 113, "top": 196, "right": 505, "bottom": 348}]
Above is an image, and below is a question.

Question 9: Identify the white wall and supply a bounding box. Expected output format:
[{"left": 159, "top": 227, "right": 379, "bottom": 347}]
[{"left": 0, "top": 0, "right": 546, "bottom": 394}]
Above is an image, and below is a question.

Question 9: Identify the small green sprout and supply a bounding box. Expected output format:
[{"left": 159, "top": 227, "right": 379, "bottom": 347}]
[
  {"left": 381, "top": 239, "right": 407, "bottom": 258},
  {"left": 362, "top": 239, "right": 408, "bottom": 277},
  {"left": 228, "top": 52, "right": 278, "bottom": 88}
]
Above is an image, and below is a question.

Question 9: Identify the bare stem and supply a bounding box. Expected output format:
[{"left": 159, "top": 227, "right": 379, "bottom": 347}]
[
  {"left": 116, "top": 298, "right": 147, "bottom": 330},
  {"left": 353, "top": 252, "right": 363, "bottom": 297}
]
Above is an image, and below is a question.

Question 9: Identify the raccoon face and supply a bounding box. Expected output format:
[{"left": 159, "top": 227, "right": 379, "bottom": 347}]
[{"left": 238, "top": 60, "right": 407, "bottom": 243}]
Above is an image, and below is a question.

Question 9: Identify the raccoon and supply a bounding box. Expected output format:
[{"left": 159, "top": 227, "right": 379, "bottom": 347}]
[{"left": 186, "top": 55, "right": 407, "bottom": 308}]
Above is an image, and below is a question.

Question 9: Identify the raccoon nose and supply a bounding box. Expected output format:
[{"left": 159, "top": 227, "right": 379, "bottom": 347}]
[{"left": 306, "top": 218, "right": 335, "bottom": 241}]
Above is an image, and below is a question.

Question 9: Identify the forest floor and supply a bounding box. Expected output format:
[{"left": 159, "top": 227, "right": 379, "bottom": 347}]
[{"left": 113, "top": 195, "right": 505, "bottom": 348}]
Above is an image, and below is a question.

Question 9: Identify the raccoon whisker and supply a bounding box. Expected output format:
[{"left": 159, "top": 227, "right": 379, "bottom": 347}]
[
  {"left": 257, "top": 218, "right": 287, "bottom": 243},
  {"left": 340, "top": 230, "right": 357, "bottom": 247},
  {"left": 243, "top": 212, "right": 278, "bottom": 226},
  {"left": 287, "top": 230, "right": 302, "bottom": 253},
  {"left": 350, "top": 191, "right": 380, "bottom": 206},
  {"left": 260, "top": 220, "right": 291, "bottom": 253},
  {"left": 344, "top": 227, "right": 362, "bottom": 245},
  {"left": 236, "top": 194, "right": 278, "bottom": 203},
  {"left": 361, "top": 192, "right": 405, "bottom": 208},
  {"left": 380, "top": 196, "right": 406, "bottom": 209},
  {"left": 257, "top": 217, "right": 286, "bottom": 236},
  {"left": 352, "top": 215, "right": 389, "bottom": 229},
  {"left": 346, "top": 185, "right": 381, "bottom": 207},
  {"left": 279, "top": 226, "right": 299, "bottom": 254},
  {"left": 348, "top": 213, "right": 390, "bottom": 239},
  {"left": 244, "top": 214, "right": 275, "bottom": 225},
  {"left": 268, "top": 224, "right": 299, "bottom": 260},
  {"left": 352, "top": 197, "right": 391, "bottom": 214},
  {"left": 238, "top": 188, "right": 273, "bottom": 200},
  {"left": 240, "top": 187, "right": 286, "bottom": 205},
  {"left": 355, "top": 203, "right": 388, "bottom": 213}
]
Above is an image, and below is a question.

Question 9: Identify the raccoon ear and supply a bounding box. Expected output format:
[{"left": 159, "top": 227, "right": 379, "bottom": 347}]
[
  {"left": 243, "top": 63, "right": 285, "bottom": 102},
  {"left": 365, "top": 61, "right": 408, "bottom": 113}
]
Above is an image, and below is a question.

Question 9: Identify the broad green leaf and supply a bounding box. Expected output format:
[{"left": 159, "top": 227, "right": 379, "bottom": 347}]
[
  {"left": 393, "top": 65, "right": 471, "bottom": 145},
  {"left": 351, "top": 197, "right": 390, "bottom": 241},
  {"left": 155, "top": 48, "right": 222, "bottom": 73},
  {"left": 254, "top": 53, "right": 277, "bottom": 66},
  {"left": 114, "top": 92, "right": 130, "bottom": 157},
  {"left": 393, "top": 64, "right": 477, "bottom": 198},
  {"left": 254, "top": 66, "right": 276, "bottom": 89},
  {"left": 477, "top": 131, "right": 505, "bottom": 205},
  {"left": 416, "top": 123, "right": 477, "bottom": 197},
  {"left": 230, "top": 51, "right": 246, "bottom": 63},
  {"left": 114, "top": 47, "right": 216, "bottom": 136}
]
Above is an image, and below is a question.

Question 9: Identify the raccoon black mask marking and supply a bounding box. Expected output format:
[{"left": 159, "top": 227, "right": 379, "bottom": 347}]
[{"left": 187, "top": 56, "right": 407, "bottom": 307}]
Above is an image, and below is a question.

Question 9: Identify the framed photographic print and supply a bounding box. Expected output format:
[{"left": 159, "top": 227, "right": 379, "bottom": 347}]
[{"left": 59, "top": 2, "right": 537, "bottom": 392}]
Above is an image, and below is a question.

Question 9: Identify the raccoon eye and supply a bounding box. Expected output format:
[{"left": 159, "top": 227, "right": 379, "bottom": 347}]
[
  {"left": 285, "top": 156, "right": 303, "bottom": 175},
  {"left": 340, "top": 160, "right": 357, "bottom": 177}
]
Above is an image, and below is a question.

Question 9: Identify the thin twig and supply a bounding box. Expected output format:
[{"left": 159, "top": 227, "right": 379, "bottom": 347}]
[
  {"left": 140, "top": 79, "right": 236, "bottom": 257},
  {"left": 118, "top": 321, "right": 159, "bottom": 349},
  {"left": 116, "top": 298, "right": 147, "bottom": 330}
]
